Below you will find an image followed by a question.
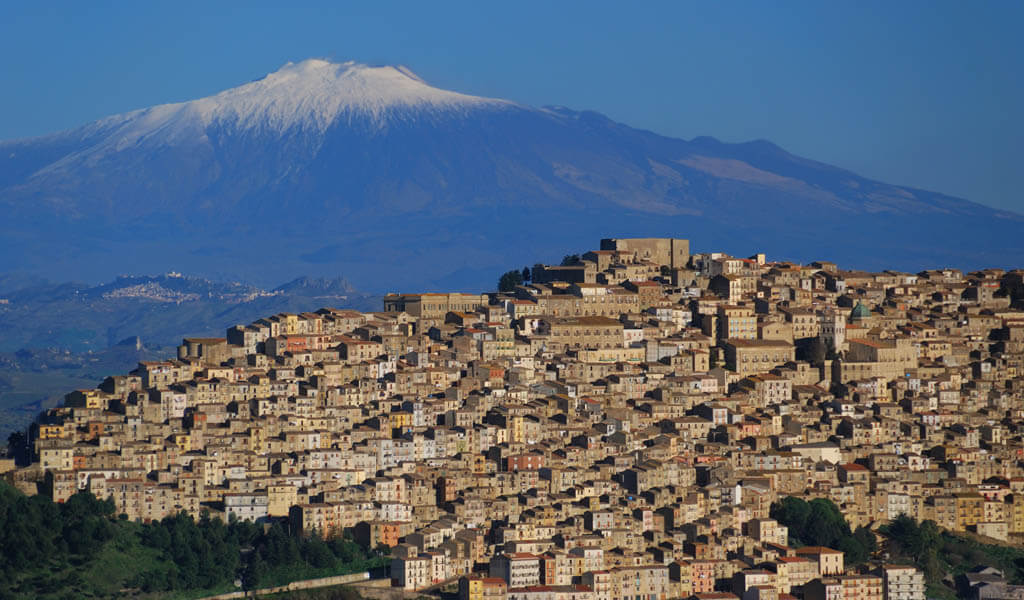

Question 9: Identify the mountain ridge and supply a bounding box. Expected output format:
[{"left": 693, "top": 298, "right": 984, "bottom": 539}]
[
  {"left": 1, "top": 59, "right": 1020, "bottom": 290},
  {"left": 0, "top": 271, "right": 380, "bottom": 352}
]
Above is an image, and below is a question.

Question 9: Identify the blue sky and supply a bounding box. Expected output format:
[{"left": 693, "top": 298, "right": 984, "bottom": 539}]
[{"left": 2, "top": 1, "right": 1021, "bottom": 212}]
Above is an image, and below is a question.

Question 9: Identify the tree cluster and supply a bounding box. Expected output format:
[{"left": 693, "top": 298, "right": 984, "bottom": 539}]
[
  {"left": 882, "top": 514, "right": 1024, "bottom": 595},
  {"left": 0, "top": 482, "right": 385, "bottom": 597},
  {"left": 770, "top": 497, "right": 877, "bottom": 565},
  {"left": 0, "top": 482, "right": 116, "bottom": 578},
  {"left": 133, "top": 512, "right": 385, "bottom": 592},
  {"left": 881, "top": 515, "right": 943, "bottom": 582},
  {"left": 1002, "top": 275, "right": 1024, "bottom": 308},
  {"left": 498, "top": 266, "right": 532, "bottom": 292},
  {"left": 131, "top": 511, "right": 251, "bottom": 592},
  {"left": 498, "top": 270, "right": 524, "bottom": 292}
]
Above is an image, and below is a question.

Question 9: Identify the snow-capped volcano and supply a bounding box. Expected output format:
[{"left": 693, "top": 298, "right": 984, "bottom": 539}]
[
  {"left": 99, "top": 60, "right": 513, "bottom": 139},
  {"left": 0, "top": 58, "right": 1021, "bottom": 290},
  {"left": 38, "top": 60, "right": 514, "bottom": 167}
]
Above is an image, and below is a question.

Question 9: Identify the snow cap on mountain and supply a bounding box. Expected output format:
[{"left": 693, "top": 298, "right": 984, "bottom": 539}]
[
  {"left": 82, "top": 59, "right": 514, "bottom": 150},
  {"left": 209, "top": 59, "right": 512, "bottom": 131}
]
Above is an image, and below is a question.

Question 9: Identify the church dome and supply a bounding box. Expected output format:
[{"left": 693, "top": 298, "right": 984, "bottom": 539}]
[{"left": 850, "top": 301, "right": 872, "bottom": 320}]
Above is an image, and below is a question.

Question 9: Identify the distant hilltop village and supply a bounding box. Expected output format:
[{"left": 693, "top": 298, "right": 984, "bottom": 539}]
[{"left": 6, "top": 236, "right": 1024, "bottom": 600}]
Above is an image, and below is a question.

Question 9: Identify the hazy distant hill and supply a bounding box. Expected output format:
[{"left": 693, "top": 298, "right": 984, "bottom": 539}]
[
  {"left": 0, "top": 272, "right": 379, "bottom": 352},
  {"left": 0, "top": 272, "right": 380, "bottom": 438},
  {"left": 1, "top": 59, "right": 1021, "bottom": 291}
]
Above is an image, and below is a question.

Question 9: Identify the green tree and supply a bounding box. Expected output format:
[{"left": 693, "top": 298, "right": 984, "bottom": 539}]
[
  {"left": 0, "top": 482, "right": 387, "bottom": 596},
  {"left": 262, "top": 524, "right": 301, "bottom": 565},
  {"left": 302, "top": 535, "right": 336, "bottom": 569},
  {"left": 771, "top": 496, "right": 873, "bottom": 566},
  {"left": 330, "top": 537, "right": 362, "bottom": 563},
  {"left": 6, "top": 431, "right": 30, "bottom": 465},
  {"left": 498, "top": 270, "right": 524, "bottom": 292},
  {"left": 242, "top": 553, "right": 267, "bottom": 590},
  {"left": 804, "top": 497, "right": 848, "bottom": 548},
  {"left": 771, "top": 496, "right": 811, "bottom": 545},
  {"left": 561, "top": 254, "right": 581, "bottom": 266},
  {"left": 883, "top": 514, "right": 943, "bottom": 579}
]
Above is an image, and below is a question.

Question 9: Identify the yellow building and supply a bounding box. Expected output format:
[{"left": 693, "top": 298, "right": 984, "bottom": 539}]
[
  {"left": 840, "top": 575, "right": 883, "bottom": 600},
  {"left": 64, "top": 389, "right": 104, "bottom": 409},
  {"left": 835, "top": 337, "right": 917, "bottom": 383},
  {"left": 575, "top": 347, "right": 645, "bottom": 364},
  {"left": 268, "top": 484, "right": 299, "bottom": 517},
  {"left": 459, "top": 575, "right": 507, "bottom": 600},
  {"left": 171, "top": 433, "right": 193, "bottom": 452},
  {"left": 723, "top": 339, "right": 796, "bottom": 376},
  {"left": 539, "top": 316, "right": 624, "bottom": 350},
  {"left": 383, "top": 293, "right": 488, "bottom": 319},
  {"left": 955, "top": 493, "right": 985, "bottom": 531},
  {"left": 795, "top": 546, "right": 844, "bottom": 576},
  {"left": 718, "top": 304, "right": 757, "bottom": 340}
]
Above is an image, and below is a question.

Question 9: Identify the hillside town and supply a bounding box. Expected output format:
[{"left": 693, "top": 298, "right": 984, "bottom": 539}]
[{"left": 6, "top": 237, "right": 1024, "bottom": 600}]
